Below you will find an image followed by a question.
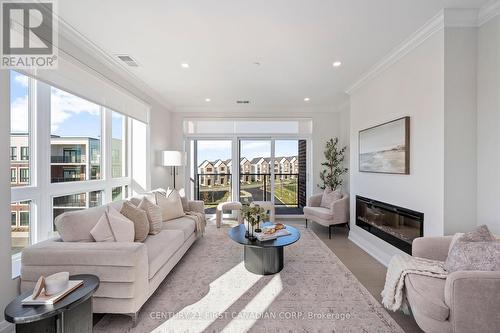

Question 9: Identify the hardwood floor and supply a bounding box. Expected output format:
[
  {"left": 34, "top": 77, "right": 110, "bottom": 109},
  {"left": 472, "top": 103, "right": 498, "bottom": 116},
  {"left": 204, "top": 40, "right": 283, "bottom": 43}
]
[{"left": 284, "top": 219, "right": 423, "bottom": 333}]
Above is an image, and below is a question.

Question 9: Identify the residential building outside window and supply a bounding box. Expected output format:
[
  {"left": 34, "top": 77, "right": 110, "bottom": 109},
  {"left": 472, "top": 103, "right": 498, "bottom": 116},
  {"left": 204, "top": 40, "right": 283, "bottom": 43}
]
[
  {"left": 11, "top": 168, "right": 16, "bottom": 183},
  {"left": 10, "top": 147, "right": 16, "bottom": 160}
]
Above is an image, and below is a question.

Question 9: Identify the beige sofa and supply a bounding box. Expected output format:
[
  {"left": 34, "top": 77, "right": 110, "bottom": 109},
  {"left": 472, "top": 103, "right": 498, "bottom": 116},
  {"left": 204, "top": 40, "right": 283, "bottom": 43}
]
[
  {"left": 303, "top": 192, "right": 349, "bottom": 238},
  {"left": 407, "top": 236, "right": 500, "bottom": 333},
  {"left": 20, "top": 198, "right": 205, "bottom": 323}
]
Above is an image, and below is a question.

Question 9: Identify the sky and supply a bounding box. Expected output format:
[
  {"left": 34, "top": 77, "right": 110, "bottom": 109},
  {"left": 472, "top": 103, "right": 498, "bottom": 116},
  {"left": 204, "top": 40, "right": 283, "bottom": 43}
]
[
  {"left": 197, "top": 140, "right": 298, "bottom": 165},
  {"left": 10, "top": 71, "right": 123, "bottom": 140}
]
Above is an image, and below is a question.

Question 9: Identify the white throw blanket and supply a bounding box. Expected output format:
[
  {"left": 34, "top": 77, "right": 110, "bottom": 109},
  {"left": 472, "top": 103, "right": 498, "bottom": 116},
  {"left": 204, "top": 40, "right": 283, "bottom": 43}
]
[
  {"left": 184, "top": 211, "right": 206, "bottom": 237},
  {"left": 381, "top": 253, "right": 447, "bottom": 314}
]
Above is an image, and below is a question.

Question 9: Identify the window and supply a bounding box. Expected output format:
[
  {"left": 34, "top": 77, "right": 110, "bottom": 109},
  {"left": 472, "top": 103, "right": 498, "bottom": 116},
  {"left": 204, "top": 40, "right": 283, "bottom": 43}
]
[
  {"left": 19, "top": 168, "right": 29, "bottom": 183},
  {"left": 112, "top": 186, "right": 123, "bottom": 201},
  {"left": 10, "top": 147, "right": 16, "bottom": 160},
  {"left": 19, "top": 212, "right": 29, "bottom": 226},
  {"left": 11, "top": 201, "right": 31, "bottom": 256},
  {"left": 50, "top": 86, "right": 101, "bottom": 183},
  {"left": 21, "top": 147, "right": 29, "bottom": 160},
  {"left": 52, "top": 191, "right": 103, "bottom": 225},
  {"left": 10, "top": 71, "right": 30, "bottom": 186},
  {"left": 8, "top": 70, "right": 139, "bottom": 277}
]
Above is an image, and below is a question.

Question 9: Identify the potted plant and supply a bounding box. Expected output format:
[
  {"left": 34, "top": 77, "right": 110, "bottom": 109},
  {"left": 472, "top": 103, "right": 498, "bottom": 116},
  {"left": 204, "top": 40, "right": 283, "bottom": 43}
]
[
  {"left": 319, "top": 137, "right": 348, "bottom": 191},
  {"left": 242, "top": 203, "right": 269, "bottom": 241}
]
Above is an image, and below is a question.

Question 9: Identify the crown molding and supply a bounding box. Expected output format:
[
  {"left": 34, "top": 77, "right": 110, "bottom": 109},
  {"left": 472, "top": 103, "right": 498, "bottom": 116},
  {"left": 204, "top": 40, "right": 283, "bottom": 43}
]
[
  {"left": 54, "top": 15, "right": 175, "bottom": 112},
  {"left": 345, "top": 11, "right": 445, "bottom": 95},
  {"left": 478, "top": 0, "right": 500, "bottom": 26}
]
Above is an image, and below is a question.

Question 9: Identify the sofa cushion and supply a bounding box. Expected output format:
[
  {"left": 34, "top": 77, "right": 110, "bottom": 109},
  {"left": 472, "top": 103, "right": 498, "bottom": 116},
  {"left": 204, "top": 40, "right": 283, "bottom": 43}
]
[
  {"left": 120, "top": 201, "right": 150, "bottom": 242},
  {"left": 405, "top": 273, "right": 449, "bottom": 321},
  {"left": 303, "top": 206, "right": 333, "bottom": 221},
  {"left": 144, "top": 230, "right": 184, "bottom": 279},
  {"left": 161, "top": 216, "right": 196, "bottom": 241},
  {"left": 55, "top": 201, "right": 125, "bottom": 242},
  {"left": 156, "top": 189, "right": 185, "bottom": 221},
  {"left": 320, "top": 188, "right": 342, "bottom": 208}
]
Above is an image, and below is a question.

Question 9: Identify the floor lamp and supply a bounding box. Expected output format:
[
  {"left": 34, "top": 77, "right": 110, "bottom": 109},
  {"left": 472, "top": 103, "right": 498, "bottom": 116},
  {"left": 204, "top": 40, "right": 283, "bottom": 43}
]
[{"left": 162, "top": 150, "right": 184, "bottom": 189}]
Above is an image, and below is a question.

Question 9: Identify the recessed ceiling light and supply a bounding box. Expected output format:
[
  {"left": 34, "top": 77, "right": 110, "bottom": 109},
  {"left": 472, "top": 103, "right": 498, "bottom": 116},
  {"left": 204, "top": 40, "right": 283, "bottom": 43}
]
[
  {"left": 205, "top": 98, "right": 211, "bottom": 102},
  {"left": 304, "top": 97, "right": 310, "bottom": 102},
  {"left": 333, "top": 61, "right": 342, "bottom": 67},
  {"left": 181, "top": 63, "right": 190, "bottom": 68}
]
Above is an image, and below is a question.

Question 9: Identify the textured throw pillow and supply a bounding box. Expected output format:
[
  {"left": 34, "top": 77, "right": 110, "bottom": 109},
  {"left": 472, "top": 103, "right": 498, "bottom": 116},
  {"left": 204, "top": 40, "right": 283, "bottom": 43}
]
[
  {"left": 90, "top": 207, "right": 134, "bottom": 242},
  {"left": 138, "top": 197, "right": 162, "bottom": 235},
  {"left": 320, "top": 188, "right": 342, "bottom": 208},
  {"left": 445, "top": 241, "right": 500, "bottom": 272},
  {"left": 460, "top": 224, "right": 494, "bottom": 242},
  {"left": 120, "top": 201, "right": 150, "bottom": 242},
  {"left": 156, "top": 189, "right": 185, "bottom": 221},
  {"left": 448, "top": 233, "right": 464, "bottom": 255}
]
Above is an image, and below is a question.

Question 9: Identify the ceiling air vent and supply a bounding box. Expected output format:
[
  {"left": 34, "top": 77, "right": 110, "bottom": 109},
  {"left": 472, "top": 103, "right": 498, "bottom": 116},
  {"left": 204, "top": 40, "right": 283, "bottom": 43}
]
[
  {"left": 236, "top": 100, "right": 250, "bottom": 104},
  {"left": 116, "top": 54, "right": 139, "bottom": 67}
]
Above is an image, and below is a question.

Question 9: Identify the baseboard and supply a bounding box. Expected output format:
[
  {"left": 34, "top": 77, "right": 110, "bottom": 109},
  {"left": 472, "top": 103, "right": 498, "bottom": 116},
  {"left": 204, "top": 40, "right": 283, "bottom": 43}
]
[
  {"left": 348, "top": 231, "right": 391, "bottom": 267},
  {"left": 0, "top": 320, "right": 14, "bottom": 333}
]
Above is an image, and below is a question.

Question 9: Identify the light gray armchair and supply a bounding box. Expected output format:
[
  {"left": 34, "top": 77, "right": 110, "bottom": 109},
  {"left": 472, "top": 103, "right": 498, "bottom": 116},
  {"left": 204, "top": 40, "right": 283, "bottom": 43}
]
[
  {"left": 303, "top": 192, "right": 349, "bottom": 238},
  {"left": 407, "top": 236, "right": 500, "bottom": 333}
]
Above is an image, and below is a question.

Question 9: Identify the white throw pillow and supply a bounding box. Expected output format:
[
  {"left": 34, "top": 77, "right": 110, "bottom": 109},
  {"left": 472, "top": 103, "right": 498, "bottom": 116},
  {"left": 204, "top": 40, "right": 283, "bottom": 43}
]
[
  {"left": 156, "top": 189, "right": 185, "bottom": 221},
  {"left": 90, "top": 207, "right": 134, "bottom": 242},
  {"left": 320, "top": 188, "right": 342, "bottom": 209}
]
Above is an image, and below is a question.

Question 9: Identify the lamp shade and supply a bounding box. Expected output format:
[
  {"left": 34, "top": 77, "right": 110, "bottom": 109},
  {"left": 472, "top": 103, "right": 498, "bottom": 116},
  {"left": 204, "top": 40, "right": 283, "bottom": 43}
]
[{"left": 162, "top": 150, "right": 184, "bottom": 166}]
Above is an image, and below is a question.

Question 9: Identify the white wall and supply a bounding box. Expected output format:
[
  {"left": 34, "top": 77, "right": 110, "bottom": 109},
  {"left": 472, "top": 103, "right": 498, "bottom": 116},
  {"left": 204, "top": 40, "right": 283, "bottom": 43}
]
[
  {"left": 349, "top": 30, "right": 446, "bottom": 265},
  {"left": 150, "top": 103, "right": 172, "bottom": 189},
  {"left": 477, "top": 15, "right": 500, "bottom": 234},
  {"left": 443, "top": 27, "right": 478, "bottom": 235},
  {"left": 168, "top": 109, "right": 346, "bottom": 198}
]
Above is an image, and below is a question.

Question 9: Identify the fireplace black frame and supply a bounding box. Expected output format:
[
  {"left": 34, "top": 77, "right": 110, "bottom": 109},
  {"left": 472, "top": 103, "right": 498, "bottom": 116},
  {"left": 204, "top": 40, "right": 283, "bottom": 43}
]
[{"left": 355, "top": 195, "right": 424, "bottom": 254}]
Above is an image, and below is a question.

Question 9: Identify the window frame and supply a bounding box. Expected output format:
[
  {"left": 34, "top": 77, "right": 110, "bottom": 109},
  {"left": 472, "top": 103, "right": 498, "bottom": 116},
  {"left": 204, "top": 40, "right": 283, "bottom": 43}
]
[{"left": 10, "top": 72, "right": 139, "bottom": 278}]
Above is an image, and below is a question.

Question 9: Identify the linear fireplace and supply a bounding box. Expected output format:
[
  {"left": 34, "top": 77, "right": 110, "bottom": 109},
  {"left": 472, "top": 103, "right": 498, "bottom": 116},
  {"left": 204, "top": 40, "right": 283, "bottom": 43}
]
[{"left": 355, "top": 196, "right": 423, "bottom": 254}]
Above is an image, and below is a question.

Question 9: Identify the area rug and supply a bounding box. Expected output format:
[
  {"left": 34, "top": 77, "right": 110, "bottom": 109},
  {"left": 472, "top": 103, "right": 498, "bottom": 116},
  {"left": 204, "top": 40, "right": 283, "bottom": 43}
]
[{"left": 94, "top": 223, "right": 403, "bottom": 333}]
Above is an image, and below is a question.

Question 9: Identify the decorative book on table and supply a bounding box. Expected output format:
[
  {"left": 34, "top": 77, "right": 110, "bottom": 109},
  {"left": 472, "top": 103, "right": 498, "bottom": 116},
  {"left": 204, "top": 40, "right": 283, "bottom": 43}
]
[
  {"left": 256, "top": 228, "right": 291, "bottom": 241},
  {"left": 22, "top": 280, "right": 83, "bottom": 305}
]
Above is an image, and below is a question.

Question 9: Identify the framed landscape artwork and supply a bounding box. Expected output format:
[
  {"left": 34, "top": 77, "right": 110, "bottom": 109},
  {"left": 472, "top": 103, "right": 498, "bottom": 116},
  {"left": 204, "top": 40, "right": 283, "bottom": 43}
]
[{"left": 358, "top": 116, "right": 410, "bottom": 174}]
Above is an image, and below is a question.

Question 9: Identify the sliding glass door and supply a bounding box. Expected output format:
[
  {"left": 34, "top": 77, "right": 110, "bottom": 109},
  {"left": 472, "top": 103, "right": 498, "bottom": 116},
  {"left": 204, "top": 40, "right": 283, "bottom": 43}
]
[
  {"left": 191, "top": 137, "right": 307, "bottom": 215},
  {"left": 239, "top": 140, "right": 271, "bottom": 203}
]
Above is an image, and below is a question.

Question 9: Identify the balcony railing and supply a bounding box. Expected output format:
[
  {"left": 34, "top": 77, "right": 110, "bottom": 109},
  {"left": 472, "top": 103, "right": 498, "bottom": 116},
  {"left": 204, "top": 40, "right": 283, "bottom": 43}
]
[
  {"left": 195, "top": 173, "right": 300, "bottom": 208},
  {"left": 51, "top": 156, "right": 86, "bottom": 163}
]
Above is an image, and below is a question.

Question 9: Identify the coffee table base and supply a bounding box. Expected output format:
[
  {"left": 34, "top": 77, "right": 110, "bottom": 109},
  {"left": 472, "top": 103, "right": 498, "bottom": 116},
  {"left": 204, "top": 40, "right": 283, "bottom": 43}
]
[{"left": 244, "top": 246, "right": 284, "bottom": 275}]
